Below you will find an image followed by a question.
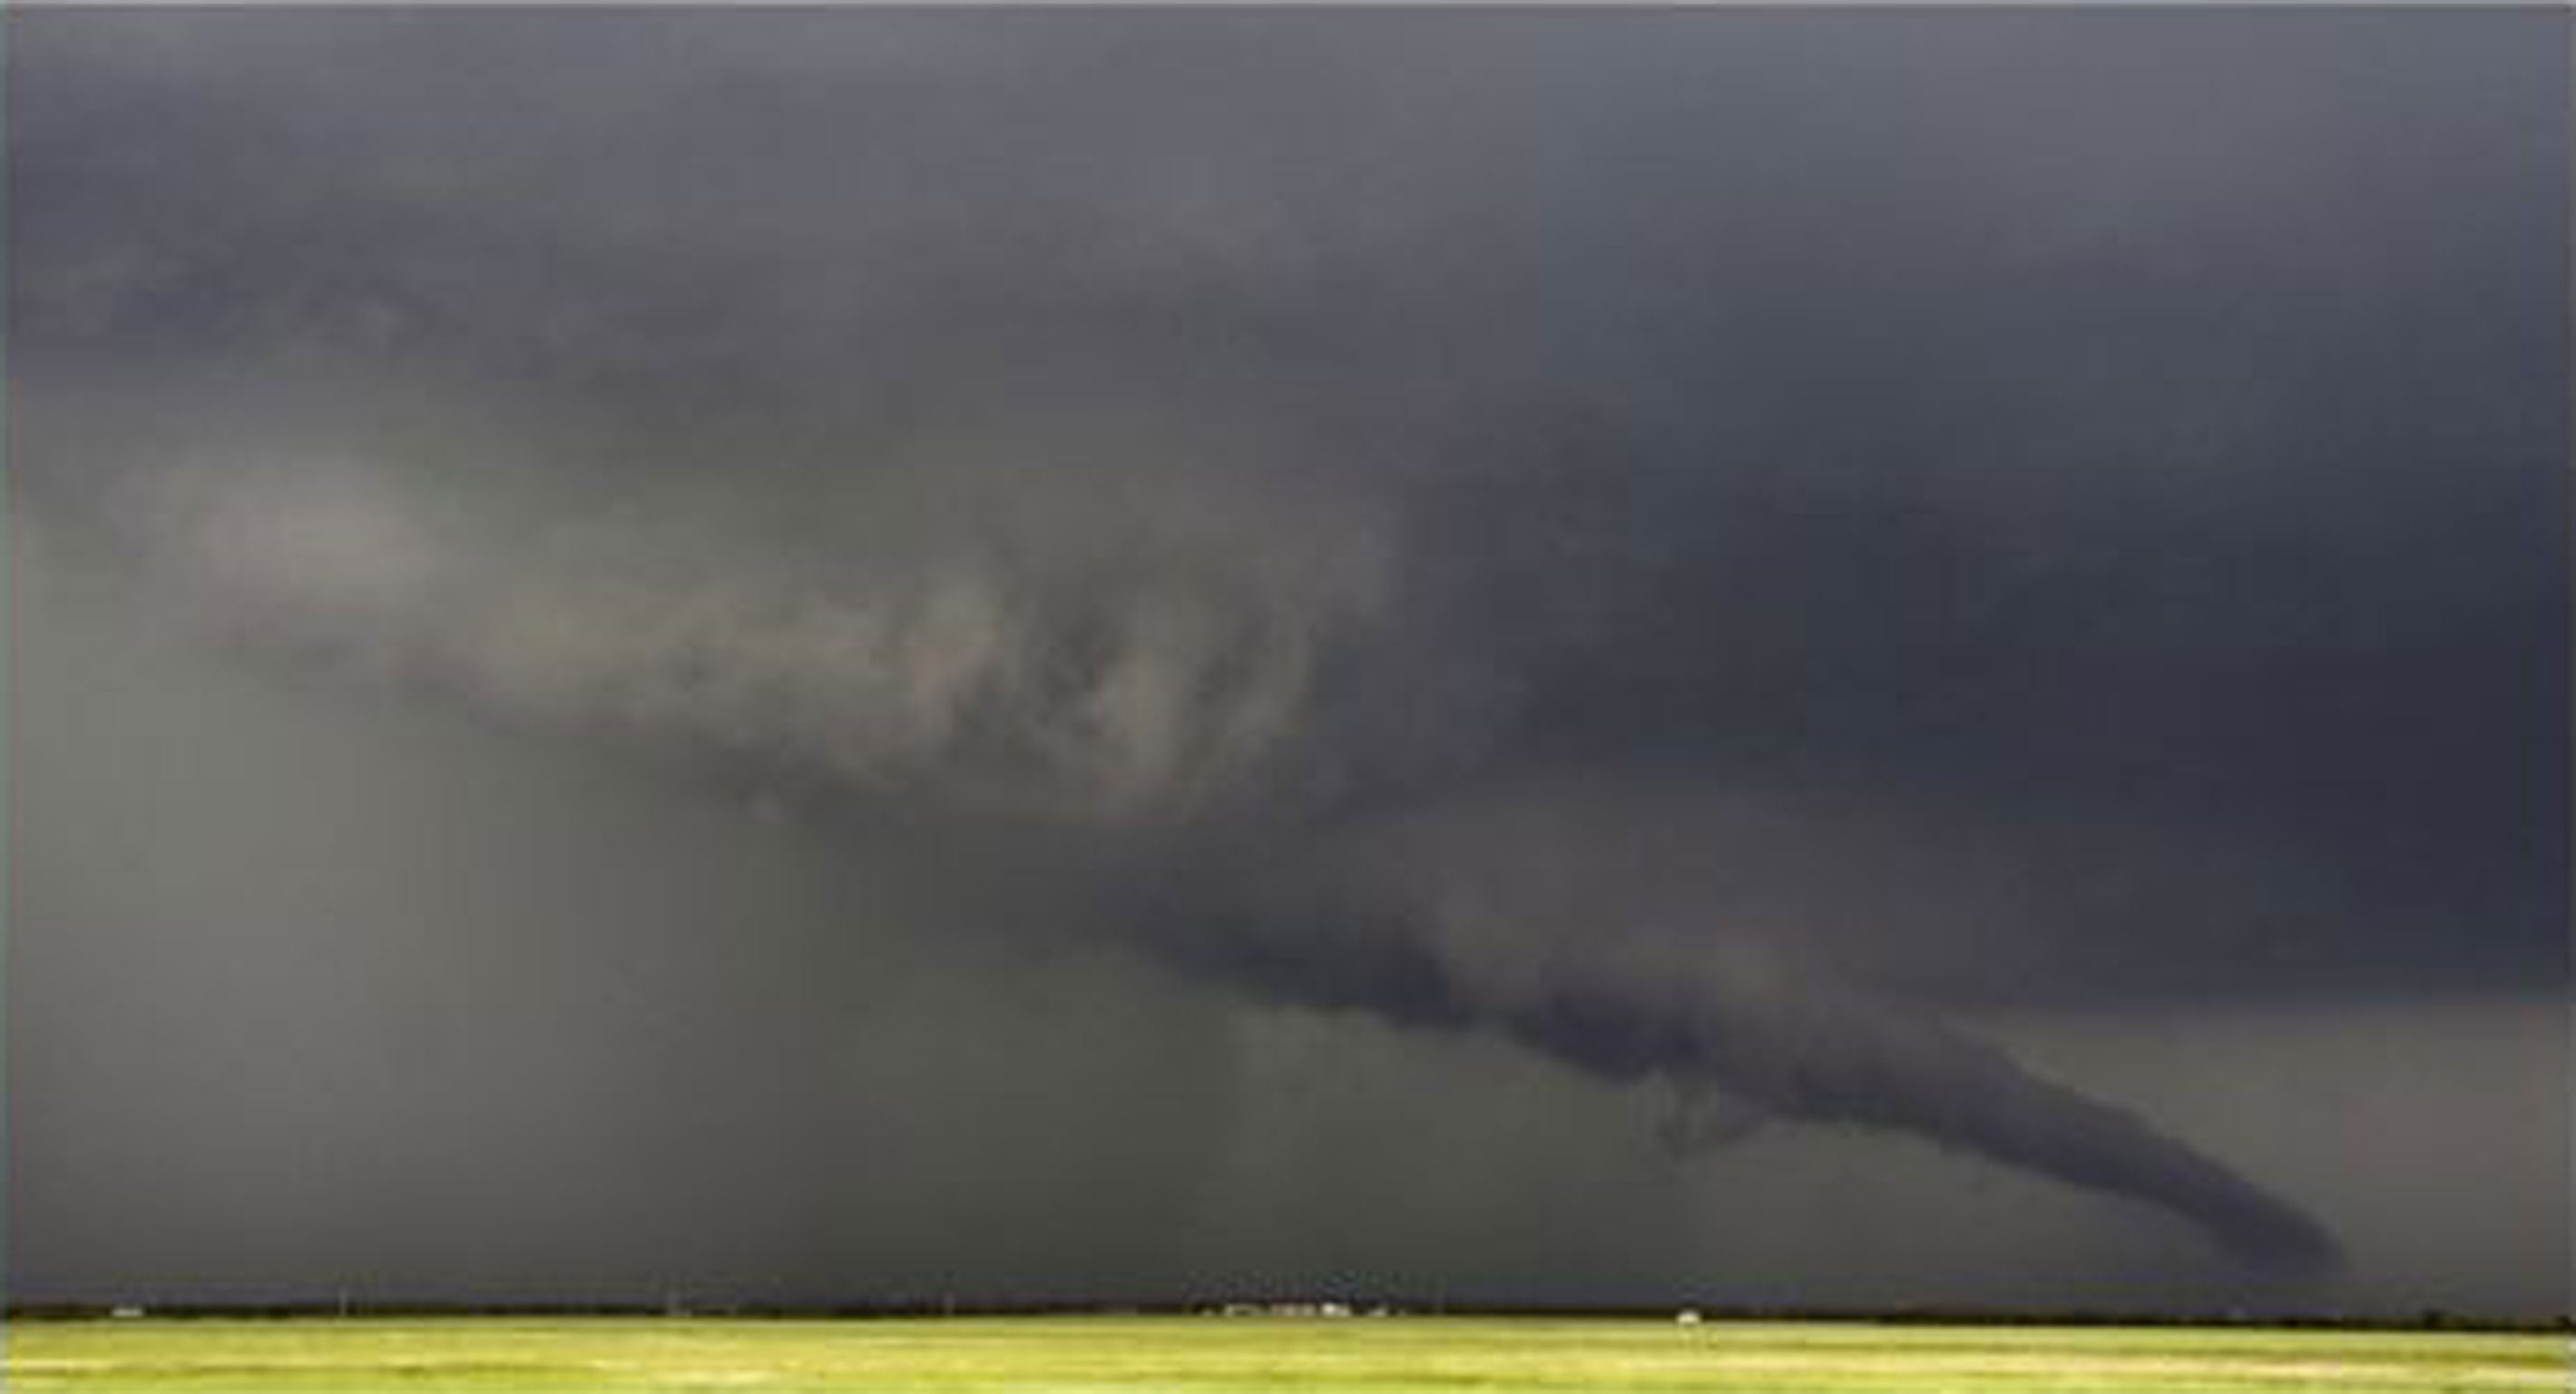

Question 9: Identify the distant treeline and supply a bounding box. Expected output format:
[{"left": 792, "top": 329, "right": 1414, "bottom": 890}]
[{"left": 6, "top": 1301, "right": 2570, "bottom": 1333}]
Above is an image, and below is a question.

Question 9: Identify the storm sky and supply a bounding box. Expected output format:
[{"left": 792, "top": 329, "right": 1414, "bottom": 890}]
[{"left": 5, "top": 8, "right": 2567, "bottom": 1317}]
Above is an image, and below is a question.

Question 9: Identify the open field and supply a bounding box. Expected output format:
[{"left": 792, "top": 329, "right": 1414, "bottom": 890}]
[{"left": 5, "top": 1316, "right": 2567, "bottom": 1393}]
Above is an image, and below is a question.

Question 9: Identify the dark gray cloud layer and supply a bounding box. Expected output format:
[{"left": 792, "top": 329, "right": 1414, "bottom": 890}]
[{"left": 7, "top": 10, "right": 2564, "bottom": 1312}]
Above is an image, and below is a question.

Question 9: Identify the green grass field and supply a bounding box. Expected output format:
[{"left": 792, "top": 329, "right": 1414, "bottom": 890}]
[{"left": 5, "top": 1315, "right": 2566, "bottom": 1393}]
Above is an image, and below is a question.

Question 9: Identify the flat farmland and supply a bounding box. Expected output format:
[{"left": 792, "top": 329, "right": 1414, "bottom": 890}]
[{"left": 5, "top": 1316, "right": 2566, "bottom": 1393}]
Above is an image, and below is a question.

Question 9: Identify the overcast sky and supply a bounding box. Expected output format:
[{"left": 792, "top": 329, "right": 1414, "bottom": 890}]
[{"left": 7, "top": 8, "right": 2567, "bottom": 1318}]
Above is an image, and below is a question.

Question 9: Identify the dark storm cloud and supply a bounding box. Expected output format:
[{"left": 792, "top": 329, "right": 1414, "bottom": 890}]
[{"left": 6, "top": 8, "right": 2562, "bottom": 1310}]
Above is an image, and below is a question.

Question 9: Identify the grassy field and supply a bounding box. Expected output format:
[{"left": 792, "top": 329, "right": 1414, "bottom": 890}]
[{"left": 5, "top": 1315, "right": 2567, "bottom": 1393}]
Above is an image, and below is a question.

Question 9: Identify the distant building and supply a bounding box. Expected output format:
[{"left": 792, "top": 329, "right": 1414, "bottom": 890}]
[{"left": 1216, "top": 1300, "right": 1357, "bottom": 1319}]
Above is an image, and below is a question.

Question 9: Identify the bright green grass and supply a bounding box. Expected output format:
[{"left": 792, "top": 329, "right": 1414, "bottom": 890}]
[{"left": 5, "top": 1315, "right": 2567, "bottom": 1393}]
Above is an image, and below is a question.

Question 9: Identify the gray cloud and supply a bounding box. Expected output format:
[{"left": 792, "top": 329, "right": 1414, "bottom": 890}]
[
  {"left": 8, "top": 7, "right": 2561, "bottom": 1313},
  {"left": 38, "top": 399, "right": 2344, "bottom": 1277}
]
